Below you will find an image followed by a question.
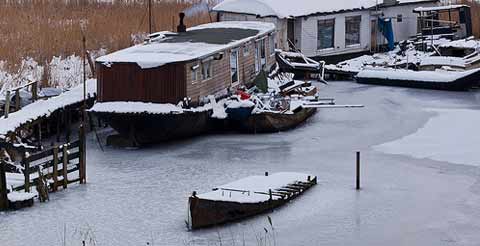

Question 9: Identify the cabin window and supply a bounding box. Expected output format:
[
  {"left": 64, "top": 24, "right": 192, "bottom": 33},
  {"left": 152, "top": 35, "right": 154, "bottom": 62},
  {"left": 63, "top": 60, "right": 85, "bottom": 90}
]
[
  {"left": 191, "top": 64, "right": 199, "bottom": 82},
  {"left": 230, "top": 50, "right": 239, "bottom": 84},
  {"left": 202, "top": 60, "right": 213, "bottom": 80},
  {"left": 260, "top": 38, "right": 266, "bottom": 68},
  {"left": 345, "top": 16, "right": 361, "bottom": 46},
  {"left": 269, "top": 34, "right": 276, "bottom": 55},
  {"left": 317, "top": 19, "right": 335, "bottom": 49},
  {"left": 243, "top": 43, "right": 250, "bottom": 56}
]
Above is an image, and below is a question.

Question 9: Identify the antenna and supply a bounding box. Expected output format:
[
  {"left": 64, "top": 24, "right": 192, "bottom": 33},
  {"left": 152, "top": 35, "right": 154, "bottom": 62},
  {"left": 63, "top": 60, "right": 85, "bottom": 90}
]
[{"left": 148, "top": 0, "right": 153, "bottom": 34}]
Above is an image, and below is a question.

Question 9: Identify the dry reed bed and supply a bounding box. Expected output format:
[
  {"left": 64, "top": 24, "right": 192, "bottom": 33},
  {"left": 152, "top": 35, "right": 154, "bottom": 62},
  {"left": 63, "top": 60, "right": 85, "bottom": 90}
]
[{"left": 0, "top": 0, "right": 214, "bottom": 72}]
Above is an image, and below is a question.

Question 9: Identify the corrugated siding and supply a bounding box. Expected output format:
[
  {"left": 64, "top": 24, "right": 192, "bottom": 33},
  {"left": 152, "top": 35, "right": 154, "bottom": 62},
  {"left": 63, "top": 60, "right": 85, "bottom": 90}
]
[{"left": 96, "top": 62, "right": 186, "bottom": 104}]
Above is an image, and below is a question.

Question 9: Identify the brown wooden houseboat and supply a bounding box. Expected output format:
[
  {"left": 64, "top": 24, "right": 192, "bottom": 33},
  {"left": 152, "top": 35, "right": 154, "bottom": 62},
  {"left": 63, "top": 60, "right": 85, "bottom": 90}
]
[{"left": 91, "top": 18, "right": 277, "bottom": 145}]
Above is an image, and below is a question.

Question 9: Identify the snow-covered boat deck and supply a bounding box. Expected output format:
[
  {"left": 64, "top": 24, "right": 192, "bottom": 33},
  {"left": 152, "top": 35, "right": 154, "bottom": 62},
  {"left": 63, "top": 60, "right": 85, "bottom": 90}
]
[{"left": 197, "top": 172, "right": 316, "bottom": 203}]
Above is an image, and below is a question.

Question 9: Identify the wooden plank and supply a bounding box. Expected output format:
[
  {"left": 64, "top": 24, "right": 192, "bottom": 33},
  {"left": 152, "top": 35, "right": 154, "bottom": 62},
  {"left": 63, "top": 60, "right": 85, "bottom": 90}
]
[{"left": 27, "top": 148, "right": 54, "bottom": 163}]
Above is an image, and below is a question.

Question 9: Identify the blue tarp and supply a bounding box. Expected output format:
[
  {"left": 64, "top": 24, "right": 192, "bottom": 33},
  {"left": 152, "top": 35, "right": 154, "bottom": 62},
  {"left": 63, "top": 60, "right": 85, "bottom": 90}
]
[{"left": 378, "top": 17, "right": 395, "bottom": 51}]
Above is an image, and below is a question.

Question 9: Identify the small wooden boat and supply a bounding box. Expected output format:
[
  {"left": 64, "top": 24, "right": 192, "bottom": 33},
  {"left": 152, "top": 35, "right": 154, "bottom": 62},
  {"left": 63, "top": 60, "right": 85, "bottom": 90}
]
[
  {"left": 188, "top": 172, "right": 317, "bottom": 229},
  {"left": 237, "top": 107, "right": 317, "bottom": 133},
  {"left": 276, "top": 51, "right": 324, "bottom": 79},
  {"left": 356, "top": 68, "right": 480, "bottom": 91}
]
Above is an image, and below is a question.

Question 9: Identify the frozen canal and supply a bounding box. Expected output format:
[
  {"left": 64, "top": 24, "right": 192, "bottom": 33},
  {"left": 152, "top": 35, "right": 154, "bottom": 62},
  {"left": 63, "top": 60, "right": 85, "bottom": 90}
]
[{"left": 2, "top": 81, "right": 480, "bottom": 245}]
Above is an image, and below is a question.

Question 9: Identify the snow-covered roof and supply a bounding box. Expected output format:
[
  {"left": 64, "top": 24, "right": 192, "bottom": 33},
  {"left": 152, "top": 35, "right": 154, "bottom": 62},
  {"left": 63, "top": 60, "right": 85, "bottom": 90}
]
[
  {"left": 96, "top": 21, "right": 275, "bottom": 69},
  {"left": 0, "top": 79, "right": 96, "bottom": 137},
  {"left": 213, "top": 0, "right": 437, "bottom": 18},
  {"left": 89, "top": 101, "right": 212, "bottom": 115},
  {"left": 413, "top": 4, "right": 468, "bottom": 12}
]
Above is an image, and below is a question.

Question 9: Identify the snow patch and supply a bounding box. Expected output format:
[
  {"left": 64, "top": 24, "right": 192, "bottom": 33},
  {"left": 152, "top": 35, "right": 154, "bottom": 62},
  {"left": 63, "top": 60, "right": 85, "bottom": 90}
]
[{"left": 374, "top": 108, "right": 480, "bottom": 167}]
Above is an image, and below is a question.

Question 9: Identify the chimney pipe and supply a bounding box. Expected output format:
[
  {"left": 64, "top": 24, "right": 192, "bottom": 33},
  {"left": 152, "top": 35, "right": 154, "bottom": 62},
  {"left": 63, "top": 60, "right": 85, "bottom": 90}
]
[{"left": 177, "top": 12, "right": 186, "bottom": 33}]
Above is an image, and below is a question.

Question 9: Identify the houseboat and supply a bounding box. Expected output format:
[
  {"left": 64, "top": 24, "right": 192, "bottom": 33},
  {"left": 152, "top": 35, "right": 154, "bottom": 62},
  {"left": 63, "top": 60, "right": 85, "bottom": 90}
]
[{"left": 90, "top": 17, "right": 277, "bottom": 145}]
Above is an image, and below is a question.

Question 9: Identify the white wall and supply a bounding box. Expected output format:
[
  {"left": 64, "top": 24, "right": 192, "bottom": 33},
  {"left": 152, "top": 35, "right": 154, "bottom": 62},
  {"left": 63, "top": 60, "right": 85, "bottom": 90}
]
[
  {"left": 380, "top": 2, "right": 438, "bottom": 42},
  {"left": 218, "top": 12, "right": 289, "bottom": 50},
  {"left": 300, "top": 11, "right": 371, "bottom": 57}
]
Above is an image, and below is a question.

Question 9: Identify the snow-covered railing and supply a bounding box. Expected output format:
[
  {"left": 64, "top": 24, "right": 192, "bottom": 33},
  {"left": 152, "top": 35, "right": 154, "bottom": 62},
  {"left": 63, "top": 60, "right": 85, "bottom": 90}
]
[{"left": 3, "top": 80, "right": 39, "bottom": 118}]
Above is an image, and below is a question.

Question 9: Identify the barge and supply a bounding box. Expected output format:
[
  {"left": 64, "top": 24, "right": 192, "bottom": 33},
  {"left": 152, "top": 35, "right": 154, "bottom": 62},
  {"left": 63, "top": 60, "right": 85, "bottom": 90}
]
[
  {"left": 188, "top": 172, "right": 317, "bottom": 229},
  {"left": 356, "top": 68, "right": 480, "bottom": 91}
]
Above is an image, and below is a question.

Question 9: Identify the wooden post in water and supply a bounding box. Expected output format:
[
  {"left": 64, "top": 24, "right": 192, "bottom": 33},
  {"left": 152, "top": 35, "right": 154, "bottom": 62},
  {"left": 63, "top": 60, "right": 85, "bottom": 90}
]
[
  {"left": 14, "top": 89, "right": 20, "bottom": 112},
  {"left": 0, "top": 159, "right": 8, "bottom": 210},
  {"left": 23, "top": 153, "right": 30, "bottom": 192},
  {"left": 79, "top": 125, "right": 86, "bottom": 184},
  {"left": 52, "top": 146, "right": 59, "bottom": 192},
  {"left": 356, "top": 151, "right": 361, "bottom": 190},
  {"left": 62, "top": 145, "right": 68, "bottom": 189},
  {"left": 4, "top": 90, "right": 10, "bottom": 118}
]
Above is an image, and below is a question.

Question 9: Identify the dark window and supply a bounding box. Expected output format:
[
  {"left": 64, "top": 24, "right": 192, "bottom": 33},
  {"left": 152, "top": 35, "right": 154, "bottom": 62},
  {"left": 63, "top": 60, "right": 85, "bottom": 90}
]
[
  {"left": 345, "top": 16, "right": 361, "bottom": 46},
  {"left": 317, "top": 19, "right": 335, "bottom": 49},
  {"left": 397, "top": 14, "right": 403, "bottom": 22}
]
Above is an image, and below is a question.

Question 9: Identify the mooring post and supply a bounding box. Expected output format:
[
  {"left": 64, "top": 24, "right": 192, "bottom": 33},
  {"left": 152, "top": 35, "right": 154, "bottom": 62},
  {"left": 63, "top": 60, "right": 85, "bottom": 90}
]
[
  {"left": 23, "top": 154, "right": 30, "bottom": 193},
  {"left": 31, "top": 81, "right": 38, "bottom": 102},
  {"left": 62, "top": 145, "right": 68, "bottom": 189},
  {"left": 14, "top": 89, "right": 20, "bottom": 112},
  {"left": 265, "top": 171, "right": 269, "bottom": 176},
  {"left": 4, "top": 90, "right": 10, "bottom": 118},
  {"left": 356, "top": 151, "right": 361, "bottom": 190},
  {"left": 52, "top": 146, "right": 59, "bottom": 192},
  {"left": 0, "top": 159, "right": 9, "bottom": 210},
  {"left": 79, "top": 125, "right": 86, "bottom": 184},
  {"left": 269, "top": 189, "right": 272, "bottom": 200}
]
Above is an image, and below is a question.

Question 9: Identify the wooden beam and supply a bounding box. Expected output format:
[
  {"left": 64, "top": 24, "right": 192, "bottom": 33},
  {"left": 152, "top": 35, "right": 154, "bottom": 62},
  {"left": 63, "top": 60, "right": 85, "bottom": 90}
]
[{"left": 79, "top": 125, "right": 86, "bottom": 184}]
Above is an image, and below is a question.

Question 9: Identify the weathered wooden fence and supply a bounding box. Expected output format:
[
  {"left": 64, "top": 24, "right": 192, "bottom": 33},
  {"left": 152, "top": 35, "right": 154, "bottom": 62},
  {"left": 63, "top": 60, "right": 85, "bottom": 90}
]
[{"left": 15, "top": 127, "right": 86, "bottom": 193}]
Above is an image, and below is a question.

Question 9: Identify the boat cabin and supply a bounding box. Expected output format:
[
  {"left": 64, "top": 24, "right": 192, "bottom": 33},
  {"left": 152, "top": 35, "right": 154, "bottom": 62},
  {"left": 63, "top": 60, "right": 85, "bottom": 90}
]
[
  {"left": 96, "top": 20, "right": 276, "bottom": 106},
  {"left": 414, "top": 5, "right": 473, "bottom": 40}
]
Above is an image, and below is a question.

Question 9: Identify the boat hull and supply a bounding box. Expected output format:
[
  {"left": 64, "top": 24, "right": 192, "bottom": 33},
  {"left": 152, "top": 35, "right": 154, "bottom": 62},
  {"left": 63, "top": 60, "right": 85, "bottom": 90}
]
[
  {"left": 94, "top": 110, "right": 213, "bottom": 146},
  {"left": 232, "top": 107, "right": 317, "bottom": 133}
]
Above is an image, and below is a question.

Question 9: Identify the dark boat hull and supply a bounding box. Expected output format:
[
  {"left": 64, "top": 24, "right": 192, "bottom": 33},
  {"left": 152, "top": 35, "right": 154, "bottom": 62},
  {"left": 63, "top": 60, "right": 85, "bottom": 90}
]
[
  {"left": 356, "top": 70, "right": 480, "bottom": 91},
  {"left": 94, "top": 110, "right": 212, "bottom": 146},
  {"left": 232, "top": 107, "right": 317, "bottom": 133},
  {"left": 189, "top": 177, "right": 317, "bottom": 229}
]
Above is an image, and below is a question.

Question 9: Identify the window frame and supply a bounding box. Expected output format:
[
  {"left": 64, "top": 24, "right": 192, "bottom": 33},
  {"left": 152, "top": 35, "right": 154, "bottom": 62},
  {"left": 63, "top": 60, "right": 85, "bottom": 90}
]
[
  {"left": 201, "top": 59, "right": 213, "bottom": 81},
  {"left": 230, "top": 49, "right": 240, "bottom": 85},
  {"left": 345, "top": 15, "right": 361, "bottom": 47},
  {"left": 317, "top": 18, "right": 336, "bottom": 50}
]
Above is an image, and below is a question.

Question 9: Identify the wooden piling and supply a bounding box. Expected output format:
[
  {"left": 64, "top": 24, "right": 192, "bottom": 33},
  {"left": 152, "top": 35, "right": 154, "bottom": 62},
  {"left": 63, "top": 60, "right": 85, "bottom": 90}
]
[
  {"left": 356, "top": 151, "right": 361, "bottom": 190},
  {"left": 4, "top": 90, "right": 10, "bottom": 118},
  {"left": 0, "top": 159, "right": 8, "bottom": 210},
  {"left": 79, "top": 125, "right": 86, "bottom": 184},
  {"left": 14, "top": 89, "right": 20, "bottom": 112},
  {"left": 31, "top": 81, "right": 38, "bottom": 101},
  {"left": 23, "top": 155, "right": 30, "bottom": 192},
  {"left": 62, "top": 145, "right": 68, "bottom": 189},
  {"left": 52, "top": 146, "right": 59, "bottom": 191}
]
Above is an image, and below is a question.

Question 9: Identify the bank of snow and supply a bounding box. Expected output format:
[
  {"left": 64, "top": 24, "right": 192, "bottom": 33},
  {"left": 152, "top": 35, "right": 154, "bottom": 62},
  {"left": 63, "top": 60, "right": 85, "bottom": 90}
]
[{"left": 374, "top": 108, "right": 480, "bottom": 167}]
